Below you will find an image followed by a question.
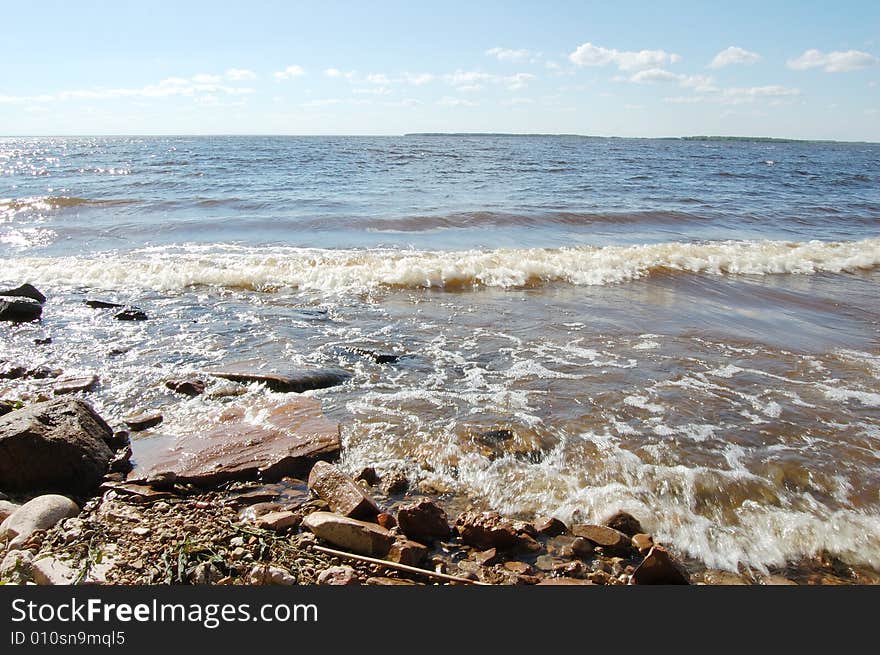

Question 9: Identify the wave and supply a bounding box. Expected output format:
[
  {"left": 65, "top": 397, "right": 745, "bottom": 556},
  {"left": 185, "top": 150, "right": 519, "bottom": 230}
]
[
  {"left": 5, "top": 238, "right": 880, "bottom": 294},
  {"left": 0, "top": 196, "right": 132, "bottom": 218}
]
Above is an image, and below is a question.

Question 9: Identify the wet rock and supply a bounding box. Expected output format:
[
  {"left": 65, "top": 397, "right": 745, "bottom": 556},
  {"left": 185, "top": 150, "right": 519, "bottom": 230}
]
[
  {"left": 124, "top": 412, "right": 163, "bottom": 431},
  {"left": 604, "top": 511, "right": 643, "bottom": 537},
  {"left": 307, "top": 461, "right": 380, "bottom": 520},
  {"left": 477, "top": 429, "right": 514, "bottom": 442},
  {"left": 0, "top": 398, "right": 113, "bottom": 494},
  {"left": 301, "top": 511, "right": 394, "bottom": 557},
  {"left": 165, "top": 378, "right": 206, "bottom": 396},
  {"left": 34, "top": 336, "right": 52, "bottom": 345},
  {"left": 535, "top": 554, "right": 559, "bottom": 571},
  {"left": 107, "top": 430, "right": 131, "bottom": 450},
  {"left": 0, "top": 549, "right": 34, "bottom": 583},
  {"left": 570, "top": 537, "right": 595, "bottom": 559},
  {"left": 760, "top": 575, "right": 798, "bottom": 586},
  {"left": 343, "top": 347, "right": 400, "bottom": 364},
  {"left": 206, "top": 365, "right": 352, "bottom": 393},
  {"left": 386, "top": 539, "right": 428, "bottom": 567},
  {"left": 0, "top": 299, "right": 42, "bottom": 322},
  {"left": 630, "top": 546, "right": 690, "bottom": 585},
  {"left": 376, "top": 512, "right": 397, "bottom": 530},
  {"left": 537, "top": 577, "right": 595, "bottom": 585},
  {"left": 114, "top": 308, "right": 148, "bottom": 321},
  {"left": 571, "top": 524, "right": 633, "bottom": 555},
  {"left": 455, "top": 511, "right": 519, "bottom": 551},
  {"left": 354, "top": 466, "right": 380, "bottom": 486},
  {"left": 84, "top": 299, "right": 125, "bottom": 309},
  {"left": 475, "top": 548, "right": 501, "bottom": 566},
  {"left": 254, "top": 510, "right": 300, "bottom": 532},
  {"left": 631, "top": 533, "right": 654, "bottom": 554},
  {"left": 533, "top": 516, "right": 567, "bottom": 537},
  {"left": 0, "top": 283, "right": 46, "bottom": 304},
  {"left": 0, "top": 500, "right": 21, "bottom": 521},
  {"left": 0, "top": 495, "right": 80, "bottom": 549},
  {"left": 128, "top": 398, "right": 341, "bottom": 488},
  {"left": 108, "top": 446, "right": 133, "bottom": 473},
  {"left": 381, "top": 471, "right": 409, "bottom": 495},
  {"left": 504, "top": 561, "right": 535, "bottom": 575},
  {"left": 248, "top": 564, "right": 297, "bottom": 586},
  {"left": 397, "top": 499, "right": 452, "bottom": 544},
  {"left": 316, "top": 565, "right": 360, "bottom": 585},
  {"left": 53, "top": 374, "right": 99, "bottom": 395},
  {"left": 516, "top": 533, "right": 544, "bottom": 553},
  {"left": 703, "top": 570, "right": 750, "bottom": 585},
  {"left": 0, "top": 364, "right": 61, "bottom": 380}
]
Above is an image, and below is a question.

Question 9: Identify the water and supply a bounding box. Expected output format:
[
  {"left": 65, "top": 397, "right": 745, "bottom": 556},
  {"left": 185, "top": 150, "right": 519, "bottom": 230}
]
[{"left": 2, "top": 135, "right": 879, "bottom": 574}]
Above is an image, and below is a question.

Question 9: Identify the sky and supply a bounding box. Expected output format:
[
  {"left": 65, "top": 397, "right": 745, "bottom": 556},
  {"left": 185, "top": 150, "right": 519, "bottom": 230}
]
[{"left": 1, "top": 0, "right": 879, "bottom": 140}]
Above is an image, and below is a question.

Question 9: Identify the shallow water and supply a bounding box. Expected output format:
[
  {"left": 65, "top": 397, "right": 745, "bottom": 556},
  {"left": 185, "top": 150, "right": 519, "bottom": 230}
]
[{"left": 2, "top": 135, "right": 879, "bottom": 573}]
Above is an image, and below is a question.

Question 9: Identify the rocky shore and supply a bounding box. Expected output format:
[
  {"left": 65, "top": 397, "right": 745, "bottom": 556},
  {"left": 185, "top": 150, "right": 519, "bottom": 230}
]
[{"left": 1, "top": 283, "right": 876, "bottom": 586}]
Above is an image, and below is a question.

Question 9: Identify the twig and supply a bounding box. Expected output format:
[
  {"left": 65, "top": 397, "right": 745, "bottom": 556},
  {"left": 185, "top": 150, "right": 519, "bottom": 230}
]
[{"left": 312, "top": 545, "right": 490, "bottom": 586}]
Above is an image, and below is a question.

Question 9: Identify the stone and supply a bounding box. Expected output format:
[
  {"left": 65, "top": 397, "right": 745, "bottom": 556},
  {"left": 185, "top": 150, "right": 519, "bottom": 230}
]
[
  {"left": 381, "top": 471, "right": 409, "bottom": 495},
  {"left": 386, "top": 539, "right": 428, "bottom": 567},
  {"left": 475, "top": 548, "right": 501, "bottom": 566},
  {"left": 190, "top": 562, "right": 223, "bottom": 585},
  {"left": 397, "top": 499, "right": 452, "bottom": 543},
  {"left": 516, "top": 533, "right": 544, "bottom": 553},
  {"left": 570, "top": 537, "right": 595, "bottom": 559},
  {"left": 355, "top": 466, "right": 380, "bottom": 486},
  {"left": 206, "top": 365, "right": 352, "bottom": 393},
  {"left": 114, "top": 308, "right": 148, "bottom": 321},
  {"left": 571, "top": 524, "right": 633, "bottom": 555},
  {"left": 124, "top": 412, "right": 163, "bottom": 431},
  {"left": 307, "top": 461, "right": 380, "bottom": 520},
  {"left": 84, "top": 299, "right": 125, "bottom": 309},
  {"left": 301, "top": 511, "right": 394, "bottom": 557},
  {"left": 630, "top": 546, "right": 690, "bottom": 585},
  {"left": 376, "top": 512, "right": 397, "bottom": 530},
  {"left": 255, "top": 510, "right": 300, "bottom": 532},
  {"left": 703, "top": 570, "right": 750, "bottom": 585},
  {"left": 631, "top": 533, "right": 654, "bottom": 554},
  {"left": 131, "top": 527, "right": 152, "bottom": 537},
  {"left": 0, "top": 283, "right": 46, "bottom": 304},
  {"left": 534, "top": 516, "right": 567, "bottom": 537},
  {"left": 760, "top": 575, "right": 798, "bottom": 586},
  {"left": 109, "top": 446, "right": 132, "bottom": 473},
  {"left": 503, "top": 561, "right": 535, "bottom": 575},
  {"left": 535, "top": 555, "right": 559, "bottom": 571},
  {"left": 316, "top": 565, "right": 360, "bottom": 586},
  {"left": 366, "top": 576, "right": 419, "bottom": 585},
  {"left": 0, "top": 500, "right": 21, "bottom": 521},
  {"left": 32, "top": 557, "right": 78, "bottom": 585},
  {"left": 537, "top": 577, "right": 595, "bottom": 585},
  {"left": 344, "top": 347, "right": 401, "bottom": 364},
  {"left": 53, "top": 374, "right": 99, "bottom": 395},
  {"left": 0, "top": 549, "right": 34, "bottom": 583},
  {"left": 0, "top": 398, "right": 113, "bottom": 494},
  {"left": 165, "top": 378, "right": 206, "bottom": 396},
  {"left": 107, "top": 430, "right": 131, "bottom": 450},
  {"left": 0, "top": 299, "right": 42, "bottom": 322},
  {"left": 128, "top": 397, "right": 341, "bottom": 488},
  {"left": 0, "top": 495, "right": 80, "bottom": 549},
  {"left": 455, "top": 511, "right": 519, "bottom": 550},
  {"left": 604, "top": 511, "right": 643, "bottom": 537},
  {"left": 248, "top": 564, "right": 297, "bottom": 586}
]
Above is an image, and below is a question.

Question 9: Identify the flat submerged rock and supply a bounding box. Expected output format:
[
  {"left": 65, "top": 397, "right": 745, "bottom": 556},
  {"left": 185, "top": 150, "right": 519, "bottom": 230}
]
[
  {"left": 205, "top": 366, "right": 351, "bottom": 393},
  {"left": 127, "top": 397, "right": 341, "bottom": 488}
]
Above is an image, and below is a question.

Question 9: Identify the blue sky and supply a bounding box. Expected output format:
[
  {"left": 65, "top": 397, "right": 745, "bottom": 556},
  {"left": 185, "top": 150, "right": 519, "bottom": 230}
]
[{"left": 1, "top": 0, "right": 878, "bottom": 140}]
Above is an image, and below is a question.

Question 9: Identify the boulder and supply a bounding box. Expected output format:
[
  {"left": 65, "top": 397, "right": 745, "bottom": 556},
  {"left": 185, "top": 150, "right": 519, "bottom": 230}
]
[
  {"left": 0, "top": 398, "right": 113, "bottom": 494},
  {"left": 0, "top": 500, "right": 21, "bottom": 521},
  {"left": 165, "top": 378, "right": 206, "bottom": 396},
  {"left": 386, "top": 539, "right": 428, "bottom": 567},
  {"left": 604, "top": 511, "right": 643, "bottom": 537},
  {"left": 571, "top": 524, "right": 633, "bottom": 555},
  {"left": 128, "top": 397, "right": 340, "bottom": 488},
  {"left": 380, "top": 471, "right": 409, "bottom": 495},
  {"left": 397, "top": 499, "right": 451, "bottom": 543},
  {"left": 32, "top": 557, "right": 79, "bottom": 585},
  {"left": 206, "top": 365, "right": 351, "bottom": 393},
  {"left": 114, "top": 308, "right": 148, "bottom": 321},
  {"left": 0, "top": 495, "right": 80, "bottom": 549},
  {"left": 630, "top": 546, "right": 690, "bottom": 585},
  {"left": 254, "top": 510, "right": 300, "bottom": 532},
  {"left": 0, "top": 299, "right": 42, "bottom": 322},
  {"left": 570, "top": 537, "right": 595, "bottom": 559},
  {"left": 301, "top": 511, "right": 394, "bottom": 557},
  {"left": 0, "top": 549, "right": 34, "bottom": 583},
  {"left": 0, "top": 283, "right": 46, "bottom": 303},
  {"left": 307, "top": 461, "right": 380, "bottom": 520},
  {"left": 455, "top": 511, "right": 519, "bottom": 550},
  {"left": 316, "top": 565, "right": 360, "bottom": 586},
  {"left": 53, "top": 374, "right": 99, "bottom": 395},
  {"left": 631, "top": 533, "right": 654, "bottom": 554}
]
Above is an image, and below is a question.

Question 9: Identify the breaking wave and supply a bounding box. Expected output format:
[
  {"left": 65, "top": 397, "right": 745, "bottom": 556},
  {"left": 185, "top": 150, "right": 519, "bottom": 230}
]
[{"left": 4, "top": 237, "right": 880, "bottom": 293}]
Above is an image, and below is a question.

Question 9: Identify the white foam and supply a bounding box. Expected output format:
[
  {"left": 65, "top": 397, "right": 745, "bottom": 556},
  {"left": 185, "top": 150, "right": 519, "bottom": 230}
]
[{"left": 5, "top": 237, "right": 880, "bottom": 293}]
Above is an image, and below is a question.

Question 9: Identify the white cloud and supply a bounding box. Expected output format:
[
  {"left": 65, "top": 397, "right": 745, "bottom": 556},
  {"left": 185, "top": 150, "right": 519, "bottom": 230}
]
[
  {"left": 226, "top": 68, "right": 257, "bottom": 81},
  {"left": 352, "top": 86, "right": 391, "bottom": 95},
  {"left": 664, "top": 84, "right": 800, "bottom": 105},
  {"left": 366, "top": 73, "right": 391, "bottom": 85},
  {"left": 504, "top": 73, "right": 536, "bottom": 90},
  {"left": 486, "top": 47, "right": 532, "bottom": 62},
  {"left": 402, "top": 72, "right": 434, "bottom": 85},
  {"left": 274, "top": 65, "right": 305, "bottom": 80},
  {"left": 445, "top": 70, "right": 494, "bottom": 86},
  {"left": 438, "top": 96, "right": 478, "bottom": 107},
  {"left": 569, "top": 42, "right": 681, "bottom": 71},
  {"left": 709, "top": 46, "right": 762, "bottom": 68},
  {"left": 787, "top": 49, "right": 878, "bottom": 72},
  {"left": 324, "top": 68, "right": 356, "bottom": 80},
  {"left": 626, "top": 69, "right": 715, "bottom": 92},
  {"left": 192, "top": 73, "right": 222, "bottom": 84}
]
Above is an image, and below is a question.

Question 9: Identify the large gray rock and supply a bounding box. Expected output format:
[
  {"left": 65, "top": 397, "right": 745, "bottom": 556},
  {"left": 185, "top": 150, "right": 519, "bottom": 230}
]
[
  {"left": 301, "top": 511, "right": 394, "bottom": 557},
  {"left": 0, "top": 283, "right": 46, "bottom": 304},
  {"left": 206, "top": 365, "right": 351, "bottom": 393},
  {"left": 0, "top": 299, "right": 42, "bottom": 322},
  {"left": 0, "top": 494, "right": 80, "bottom": 549},
  {"left": 396, "top": 499, "right": 451, "bottom": 543},
  {"left": 0, "top": 398, "right": 114, "bottom": 494},
  {"left": 307, "top": 461, "right": 380, "bottom": 520},
  {"left": 0, "top": 500, "right": 21, "bottom": 521}
]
